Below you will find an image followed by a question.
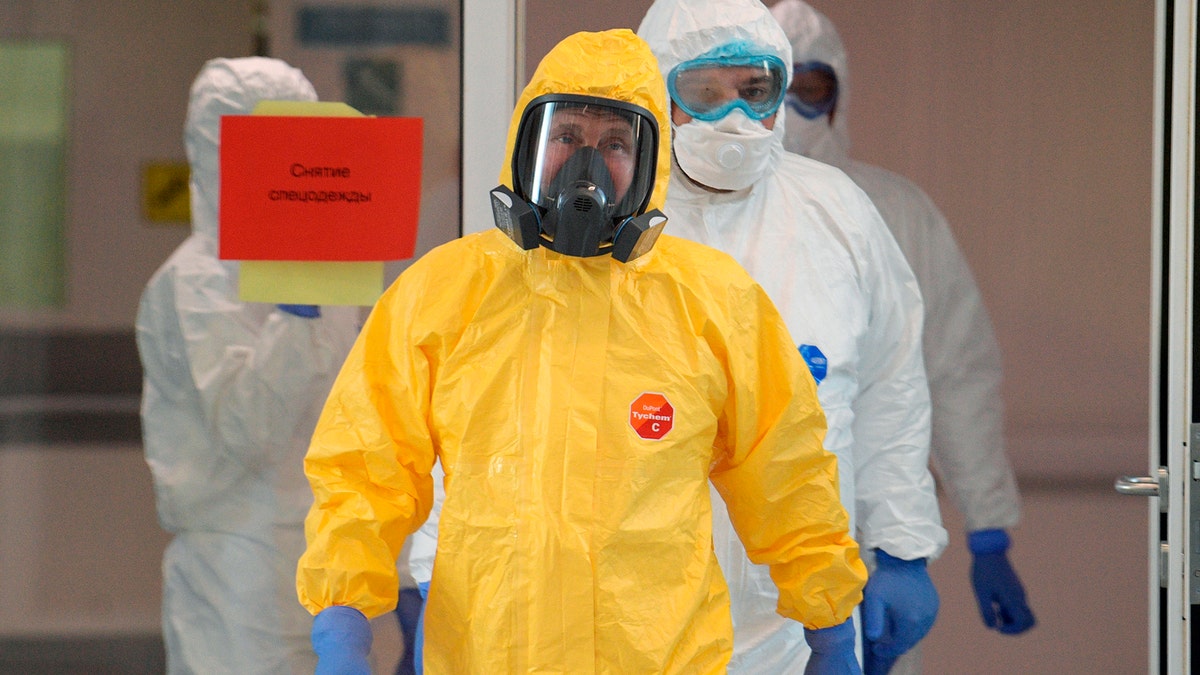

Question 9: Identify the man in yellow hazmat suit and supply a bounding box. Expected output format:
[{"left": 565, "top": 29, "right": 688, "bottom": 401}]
[{"left": 295, "top": 28, "right": 866, "bottom": 674}]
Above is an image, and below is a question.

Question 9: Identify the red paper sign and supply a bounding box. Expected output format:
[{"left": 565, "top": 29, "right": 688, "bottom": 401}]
[
  {"left": 219, "top": 115, "right": 423, "bottom": 261},
  {"left": 630, "top": 392, "right": 674, "bottom": 441}
]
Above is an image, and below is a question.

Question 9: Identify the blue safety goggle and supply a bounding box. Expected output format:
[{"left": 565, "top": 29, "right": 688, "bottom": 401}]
[
  {"left": 667, "top": 47, "right": 787, "bottom": 122},
  {"left": 785, "top": 61, "right": 839, "bottom": 120}
]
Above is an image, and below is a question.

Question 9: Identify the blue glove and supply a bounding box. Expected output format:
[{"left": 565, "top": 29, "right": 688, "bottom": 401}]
[
  {"left": 804, "top": 619, "right": 861, "bottom": 675},
  {"left": 969, "top": 529, "right": 1036, "bottom": 634},
  {"left": 862, "top": 643, "right": 898, "bottom": 675},
  {"left": 278, "top": 304, "right": 321, "bottom": 318},
  {"left": 861, "top": 549, "right": 938, "bottom": 675},
  {"left": 312, "top": 605, "right": 372, "bottom": 675}
]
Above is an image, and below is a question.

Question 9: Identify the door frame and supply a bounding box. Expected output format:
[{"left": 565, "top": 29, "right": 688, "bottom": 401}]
[
  {"left": 460, "top": 0, "right": 523, "bottom": 235},
  {"left": 1153, "top": 0, "right": 1197, "bottom": 670}
]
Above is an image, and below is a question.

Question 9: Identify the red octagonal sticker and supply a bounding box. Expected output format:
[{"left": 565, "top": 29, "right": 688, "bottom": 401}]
[{"left": 630, "top": 392, "right": 674, "bottom": 441}]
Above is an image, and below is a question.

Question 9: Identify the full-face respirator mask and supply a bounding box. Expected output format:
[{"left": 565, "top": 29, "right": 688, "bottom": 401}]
[{"left": 491, "top": 94, "right": 666, "bottom": 263}]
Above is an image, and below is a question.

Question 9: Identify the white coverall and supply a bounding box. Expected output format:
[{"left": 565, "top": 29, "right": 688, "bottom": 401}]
[
  {"left": 637, "top": 1, "right": 948, "bottom": 672},
  {"left": 771, "top": 2, "right": 1024, "bottom": 670},
  {"left": 136, "top": 57, "right": 359, "bottom": 674}
]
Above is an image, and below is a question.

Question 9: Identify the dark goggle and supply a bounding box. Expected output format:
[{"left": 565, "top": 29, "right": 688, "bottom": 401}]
[{"left": 785, "top": 61, "right": 838, "bottom": 120}]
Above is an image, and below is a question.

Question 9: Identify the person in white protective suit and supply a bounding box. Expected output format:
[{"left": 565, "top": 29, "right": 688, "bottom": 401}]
[
  {"left": 636, "top": 1, "right": 948, "bottom": 673},
  {"left": 136, "top": 57, "right": 360, "bottom": 674},
  {"left": 770, "top": 0, "right": 1037, "bottom": 666}
]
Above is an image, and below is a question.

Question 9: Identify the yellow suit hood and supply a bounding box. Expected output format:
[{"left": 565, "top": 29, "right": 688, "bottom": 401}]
[{"left": 498, "top": 29, "right": 671, "bottom": 215}]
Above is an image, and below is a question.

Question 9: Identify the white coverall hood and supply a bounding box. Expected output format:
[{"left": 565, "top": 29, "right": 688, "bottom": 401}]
[
  {"left": 770, "top": 0, "right": 852, "bottom": 167},
  {"left": 637, "top": 0, "right": 792, "bottom": 187},
  {"left": 184, "top": 57, "right": 317, "bottom": 243}
]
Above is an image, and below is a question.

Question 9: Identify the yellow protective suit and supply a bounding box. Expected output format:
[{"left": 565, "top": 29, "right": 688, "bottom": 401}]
[{"left": 296, "top": 28, "right": 865, "bottom": 674}]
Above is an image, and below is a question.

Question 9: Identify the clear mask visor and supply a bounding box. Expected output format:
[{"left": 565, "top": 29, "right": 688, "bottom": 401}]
[{"left": 514, "top": 96, "right": 658, "bottom": 221}]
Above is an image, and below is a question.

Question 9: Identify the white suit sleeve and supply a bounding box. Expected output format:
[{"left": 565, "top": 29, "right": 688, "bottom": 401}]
[{"left": 841, "top": 185, "right": 948, "bottom": 560}]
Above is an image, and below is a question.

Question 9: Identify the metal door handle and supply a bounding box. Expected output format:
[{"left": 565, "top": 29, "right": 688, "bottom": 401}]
[
  {"left": 1114, "top": 466, "right": 1168, "bottom": 510},
  {"left": 1115, "top": 475, "right": 1159, "bottom": 496}
]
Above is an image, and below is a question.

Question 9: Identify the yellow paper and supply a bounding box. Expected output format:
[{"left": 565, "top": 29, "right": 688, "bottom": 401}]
[
  {"left": 251, "top": 100, "right": 365, "bottom": 117},
  {"left": 239, "top": 260, "right": 384, "bottom": 306}
]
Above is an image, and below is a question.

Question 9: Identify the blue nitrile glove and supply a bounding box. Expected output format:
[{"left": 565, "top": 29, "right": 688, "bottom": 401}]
[
  {"left": 312, "top": 605, "right": 372, "bottom": 675},
  {"left": 968, "top": 528, "right": 1036, "bottom": 634},
  {"left": 278, "top": 304, "right": 321, "bottom": 318},
  {"left": 862, "top": 549, "right": 939, "bottom": 675},
  {"left": 804, "top": 618, "right": 861, "bottom": 675},
  {"left": 862, "top": 643, "right": 897, "bottom": 675}
]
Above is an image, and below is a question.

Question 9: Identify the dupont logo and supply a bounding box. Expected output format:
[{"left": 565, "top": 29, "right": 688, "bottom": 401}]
[{"left": 629, "top": 392, "right": 674, "bottom": 441}]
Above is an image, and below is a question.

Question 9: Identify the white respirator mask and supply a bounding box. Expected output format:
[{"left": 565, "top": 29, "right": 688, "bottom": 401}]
[{"left": 671, "top": 108, "right": 776, "bottom": 191}]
